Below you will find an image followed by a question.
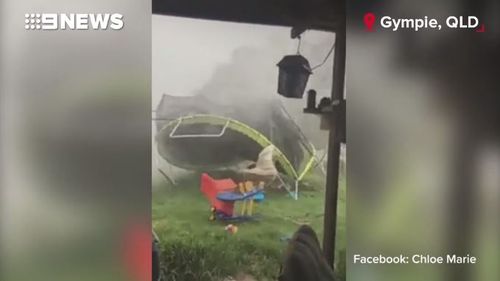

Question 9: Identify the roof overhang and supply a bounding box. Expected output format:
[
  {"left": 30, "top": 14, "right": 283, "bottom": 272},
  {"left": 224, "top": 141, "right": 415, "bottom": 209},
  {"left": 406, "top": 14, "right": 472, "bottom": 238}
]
[{"left": 152, "top": 0, "right": 344, "bottom": 32}]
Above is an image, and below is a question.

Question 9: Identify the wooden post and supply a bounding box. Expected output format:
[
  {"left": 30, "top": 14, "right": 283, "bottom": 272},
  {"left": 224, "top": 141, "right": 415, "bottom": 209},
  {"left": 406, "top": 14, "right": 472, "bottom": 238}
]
[{"left": 322, "top": 16, "right": 346, "bottom": 268}]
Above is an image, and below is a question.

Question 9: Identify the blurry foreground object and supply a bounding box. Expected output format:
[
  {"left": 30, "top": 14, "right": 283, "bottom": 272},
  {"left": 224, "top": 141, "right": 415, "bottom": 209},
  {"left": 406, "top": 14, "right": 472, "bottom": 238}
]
[
  {"left": 122, "top": 222, "right": 151, "bottom": 281},
  {"left": 279, "top": 225, "right": 335, "bottom": 281},
  {"left": 347, "top": 1, "right": 500, "bottom": 281}
]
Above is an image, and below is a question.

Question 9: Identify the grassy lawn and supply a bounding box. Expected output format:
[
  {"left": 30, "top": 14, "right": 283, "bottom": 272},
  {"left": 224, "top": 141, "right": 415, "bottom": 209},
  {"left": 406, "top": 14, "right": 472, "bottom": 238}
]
[{"left": 153, "top": 173, "right": 345, "bottom": 281}]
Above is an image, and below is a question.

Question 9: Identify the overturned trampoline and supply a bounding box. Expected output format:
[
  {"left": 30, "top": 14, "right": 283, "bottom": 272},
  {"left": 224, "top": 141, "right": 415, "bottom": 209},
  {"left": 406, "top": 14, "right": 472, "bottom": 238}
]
[{"left": 154, "top": 94, "right": 318, "bottom": 198}]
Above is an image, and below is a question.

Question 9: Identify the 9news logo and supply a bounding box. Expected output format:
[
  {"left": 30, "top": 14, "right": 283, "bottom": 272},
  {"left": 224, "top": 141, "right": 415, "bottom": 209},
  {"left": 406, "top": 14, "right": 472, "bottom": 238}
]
[{"left": 24, "top": 13, "right": 124, "bottom": 30}]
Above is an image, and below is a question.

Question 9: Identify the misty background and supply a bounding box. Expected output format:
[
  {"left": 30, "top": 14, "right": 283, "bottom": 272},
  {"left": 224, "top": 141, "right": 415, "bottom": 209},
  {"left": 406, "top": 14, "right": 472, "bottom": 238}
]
[{"left": 152, "top": 15, "right": 336, "bottom": 149}]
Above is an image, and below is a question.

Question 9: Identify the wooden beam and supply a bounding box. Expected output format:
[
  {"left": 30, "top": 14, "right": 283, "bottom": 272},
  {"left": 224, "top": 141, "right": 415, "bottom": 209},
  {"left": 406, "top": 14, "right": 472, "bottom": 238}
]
[
  {"left": 152, "top": 0, "right": 342, "bottom": 32},
  {"left": 322, "top": 14, "right": 345, "bottom": 268}
]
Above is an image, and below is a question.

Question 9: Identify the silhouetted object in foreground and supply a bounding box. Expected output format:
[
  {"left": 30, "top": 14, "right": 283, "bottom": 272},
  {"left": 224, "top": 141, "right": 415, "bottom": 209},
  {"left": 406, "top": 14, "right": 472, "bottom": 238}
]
[{"left": 279, "top": 225, "right": 335, "bottom": 281}]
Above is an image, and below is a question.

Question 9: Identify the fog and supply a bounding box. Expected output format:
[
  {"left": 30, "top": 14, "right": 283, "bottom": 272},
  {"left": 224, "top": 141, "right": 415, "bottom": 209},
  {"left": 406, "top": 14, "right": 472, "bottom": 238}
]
[{"left": 152, "top": 15, "right": 336, "bottom": 148}]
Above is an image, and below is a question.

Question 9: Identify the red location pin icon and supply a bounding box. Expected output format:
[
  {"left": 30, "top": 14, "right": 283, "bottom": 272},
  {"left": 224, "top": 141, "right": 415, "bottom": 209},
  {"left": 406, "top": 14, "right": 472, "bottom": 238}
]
[{"left": 364, "top": 12, "right": 376, "bottom": 32}]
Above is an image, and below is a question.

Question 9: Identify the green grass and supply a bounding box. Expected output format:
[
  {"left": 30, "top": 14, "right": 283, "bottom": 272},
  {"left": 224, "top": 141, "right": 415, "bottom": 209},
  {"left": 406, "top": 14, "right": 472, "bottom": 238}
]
[{"left": 153, "top": 173, "right": 345, "bottom": 281}]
